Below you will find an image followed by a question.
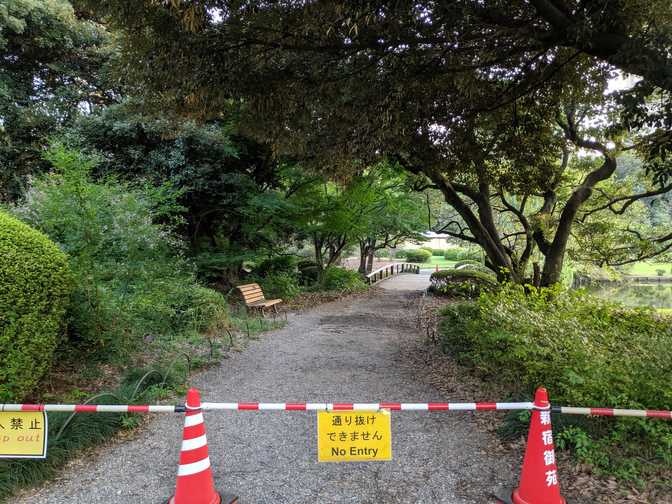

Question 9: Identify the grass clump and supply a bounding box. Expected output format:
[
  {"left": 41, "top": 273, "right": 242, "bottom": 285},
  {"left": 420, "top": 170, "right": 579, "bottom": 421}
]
[
  {"left": 0, "top": 365, "right": 187, "bottom": 502},
  {"left": 438, "top": 285, "right": 672, "bottom": 482}
]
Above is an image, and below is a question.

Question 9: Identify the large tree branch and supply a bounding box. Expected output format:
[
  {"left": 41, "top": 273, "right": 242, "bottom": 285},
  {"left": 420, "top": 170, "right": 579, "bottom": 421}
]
[{"left": 580, "top": 182, "right": 672, "bottom": 221}]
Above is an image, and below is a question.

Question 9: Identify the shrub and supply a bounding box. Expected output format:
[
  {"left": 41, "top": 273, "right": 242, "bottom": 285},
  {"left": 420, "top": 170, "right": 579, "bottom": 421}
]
[
  {"left": 394, "top": 249, "right": 408, "bottom": 259},
  {"left": 429, "top": 269, "right": 497, "bottom": 298},
  {"left": 405, "top": 249, "right": 432, "bottom": 263},
  {"left": 258, "top": 272, "right": 302, "bottom": 300},
  {"left": 320, "top": 267, "right": 367, "bottom": 292},
  {"left": 438, "top": 285, "right": 672, "bottom": 478},
  {"left": 256, "top": 256, "right": 298, "bottom": 277},
  {"left": 444, "top": 247, "right": 480, "bottom": 261},
  {"left": 656, "top": 268, "right": 665, "bottom": 276},
  {"left": 0, "top": 211, "right": 72, "bottom": 401},
  {"left": 454, "top": 259, "right": 481, "bottom": 268},
  {"left": 419, "top": 246, "right": 433, "bottom": 256},
  {"left": 431, "top": 248, "right": 446, "bottom": 256},
  {"left": 297, "top": 259, "right": 320, "bottom": 285},
  {"left": 13, "top": 144, "right": 228, "bottom": 357}
]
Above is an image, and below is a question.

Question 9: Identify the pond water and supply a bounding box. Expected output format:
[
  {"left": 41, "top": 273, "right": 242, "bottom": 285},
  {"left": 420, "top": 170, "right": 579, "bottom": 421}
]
[{"left": 586, "top": 282, "right": 672, "bottom": 310}]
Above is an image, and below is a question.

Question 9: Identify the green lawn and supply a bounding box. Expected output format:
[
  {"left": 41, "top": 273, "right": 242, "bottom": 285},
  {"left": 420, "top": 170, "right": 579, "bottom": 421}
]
[{"left": 623, "top": 261, "right": 672, "bottom": 277}]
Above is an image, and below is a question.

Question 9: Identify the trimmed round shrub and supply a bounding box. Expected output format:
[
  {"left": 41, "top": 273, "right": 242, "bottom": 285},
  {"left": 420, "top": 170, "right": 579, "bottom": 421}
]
[
  {"left": 0, "top": 211, "right": 72, "bottom": 401},
  {"left": 321, "top": 267, "right": 367, "bottom": 292},
  {"left": 394, "top": 249, "right": 408, "bottom": 259},
  {"left": 429, "top": 268, "right": 497, "bottom": 298},
  {"left": 419, "top": 246, "right": 433, "bottom": 256},
  {"left": 454, "top": 259, "right": 481, "bottom": 268},
  {"left": 405, "top": 249, "right": 432, "bottom": 263},
  {"left": 431, "top": 248, "right": 446, "bottom": 256},
  {"left": 454, "top": 261, "right": 493, "bottom": 275}
]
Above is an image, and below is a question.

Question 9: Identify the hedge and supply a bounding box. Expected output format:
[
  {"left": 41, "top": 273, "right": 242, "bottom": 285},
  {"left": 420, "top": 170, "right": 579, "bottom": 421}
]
[
  {"left": 0, "top": 211, "right": 72, "bottom": 401},
  {"left": 405, "top": 249, "right": 432, "bottom": 263}
]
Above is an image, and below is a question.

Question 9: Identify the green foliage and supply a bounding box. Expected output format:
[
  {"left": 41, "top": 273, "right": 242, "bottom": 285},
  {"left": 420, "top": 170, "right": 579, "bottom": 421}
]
[
  {"left": 430, "top": 248, "right": 446, "bottom": 256},
  {"left": 0, "top": 0, "right": 113, "bottom": 201},
  {"left": 429, "top": 269, "right": 497, "bottom": 298},
  {"left": 257, "top": 272, "right": 301, "bottom": 300},
  {"left": 405, "top": 249, "right": 432, "bottom": 263},
  {"left": 443, "top": 247, "right": 481, "bottom": 261},
  {"left": 0, "top": 211, "right": 72, "bottom": 401},
  {"left": 320, "top": 267, "right": 367, "bottom": 293},
  {"left": 419, "top": 246, "right": 433, "bottom": 256},
  {"left": 12, "top": 144, "right": 229, "bottom": 357},
  {"left": 438, "top": 285, "right": 672, "bottom": 478},
  {"left": 256, "top": 256, "right": 298, "bottom": 277},
  {"left": 394, "top": 249, "right": 408, "bottom": 259},
  {"left": 454, "top": 259, "right": 481, "bottom": 268},
  {"left": 297, "top": 260, "right": 320, "bottom": 285},
  {"left": 67, "top": 102, "right": 288, "bottom": 284}
]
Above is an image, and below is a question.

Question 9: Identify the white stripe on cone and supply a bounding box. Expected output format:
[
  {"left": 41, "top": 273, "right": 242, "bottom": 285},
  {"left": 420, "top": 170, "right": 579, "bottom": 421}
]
[
  {"left": 184, "top": 413, "right": 204, "bottom": 427},
  {"left": 181, "top": 434, "right": 208, "bottom": 451},
  {"left": 177, "top": 456, "right": 211, "bottom": 476}
]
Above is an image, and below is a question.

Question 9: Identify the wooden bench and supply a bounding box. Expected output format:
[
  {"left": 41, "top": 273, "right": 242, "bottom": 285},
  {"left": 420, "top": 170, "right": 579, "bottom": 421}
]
[{"left": 236, "top": 283, "right": 282, "bottom": 316}]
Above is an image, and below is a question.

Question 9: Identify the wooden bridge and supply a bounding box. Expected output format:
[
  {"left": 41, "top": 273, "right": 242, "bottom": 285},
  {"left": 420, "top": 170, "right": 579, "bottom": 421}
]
[{"left": 365, "top": 262, "right": 420, "bottom": 285}]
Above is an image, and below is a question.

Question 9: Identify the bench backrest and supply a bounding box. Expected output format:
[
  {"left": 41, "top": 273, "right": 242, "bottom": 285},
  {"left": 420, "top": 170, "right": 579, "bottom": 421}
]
[{"left": 237, "top": 283, "right": 266, "bottom": 305}]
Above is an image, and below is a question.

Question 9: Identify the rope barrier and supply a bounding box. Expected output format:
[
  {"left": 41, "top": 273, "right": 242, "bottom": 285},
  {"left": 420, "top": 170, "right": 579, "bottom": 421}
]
[
  {"left": 1, "top": 401, "right": 535, "bottom": 413},
  {"left": 552, "top": 406, "right": 672, "bottom": 419}
]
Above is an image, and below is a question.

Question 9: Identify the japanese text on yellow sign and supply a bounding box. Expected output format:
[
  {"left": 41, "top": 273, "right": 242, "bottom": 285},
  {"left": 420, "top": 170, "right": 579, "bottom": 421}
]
[
  {"left": 317, "top": 410, "right": 391, "bottom": 462},
  {"left": 0, "top": 412, "right": 48, "bottom": 459}
]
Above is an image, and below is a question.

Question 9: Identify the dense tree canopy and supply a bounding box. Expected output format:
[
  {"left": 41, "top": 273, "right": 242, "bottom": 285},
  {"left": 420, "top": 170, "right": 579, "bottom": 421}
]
[
  {"left": 0, "top": 0, "right": 113, "bottom": 200},
  {"left": 84, "top": 0, "right": 672, "bottom": 285}
]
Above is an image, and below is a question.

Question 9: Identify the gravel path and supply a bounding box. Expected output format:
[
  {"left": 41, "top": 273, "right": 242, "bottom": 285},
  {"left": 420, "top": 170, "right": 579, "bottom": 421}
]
[{"left": 18, "top": 287, "right": 518, "bottom": 504}]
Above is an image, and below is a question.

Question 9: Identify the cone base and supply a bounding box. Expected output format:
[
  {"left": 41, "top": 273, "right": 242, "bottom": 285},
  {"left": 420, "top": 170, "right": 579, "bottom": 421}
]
[
  {"left": 166, "top": 492, "right": 238, "bottom": 504},
  {"left": 493, "top": 488, "right": 568, "bottom": 504}
]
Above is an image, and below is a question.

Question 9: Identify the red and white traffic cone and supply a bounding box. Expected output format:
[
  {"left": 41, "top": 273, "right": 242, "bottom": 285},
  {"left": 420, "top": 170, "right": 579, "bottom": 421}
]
[
  {"left": 167, "top": 388, "right": 237, "bottom": 504},
  {"left": 496, "top": 387, "right": 567, "bottom": 504}
]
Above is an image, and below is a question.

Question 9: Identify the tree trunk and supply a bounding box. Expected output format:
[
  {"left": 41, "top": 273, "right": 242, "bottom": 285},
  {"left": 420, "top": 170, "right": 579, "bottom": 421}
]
[
  {"left": 358, "top": 241, "right": 368, "bottom": 274},
  {"left": 539, "top": 156, "right": 616, "bottom": 286},
  {"left": 366, "top": 246, "right": 375, "bottom": 273}
]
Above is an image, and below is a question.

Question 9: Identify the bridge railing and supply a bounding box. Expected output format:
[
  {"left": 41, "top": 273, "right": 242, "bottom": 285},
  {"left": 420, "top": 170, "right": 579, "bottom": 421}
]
[{"left": 365, "top": 262, "right": 420, "bottom": 285}]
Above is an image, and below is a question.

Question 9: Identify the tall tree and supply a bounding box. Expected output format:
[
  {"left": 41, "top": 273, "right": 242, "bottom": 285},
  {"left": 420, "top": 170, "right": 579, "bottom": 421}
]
[{"left": 0, "top": 0, "right": 114, "bottom": 201}]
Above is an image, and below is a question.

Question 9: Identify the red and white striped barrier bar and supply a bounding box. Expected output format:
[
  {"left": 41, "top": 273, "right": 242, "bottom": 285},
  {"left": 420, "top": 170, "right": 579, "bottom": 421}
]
[
  {"left": 0, "top": 404, "right": 180, "bottom": 413},
  {"left": 553, "top": 406, "right": 672, "bottom": 420},
  {"left": 1, "top": 402, "right": 535, "bottom": 413},
  {"left": 200, "top": 401, "right": 536, "bottom": 411},
  {"left": 5, "top": 403, "right": 670, "bottom": 418}
]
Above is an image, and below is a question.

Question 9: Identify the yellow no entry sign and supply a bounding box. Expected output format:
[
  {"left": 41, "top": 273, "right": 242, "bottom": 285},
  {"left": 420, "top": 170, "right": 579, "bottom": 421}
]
[
  {"left": 0, "top": 411, "right": 48, "bottom": 458},
  {"left": 317, "top": 410, "right": 392, "bottom": 462}
]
